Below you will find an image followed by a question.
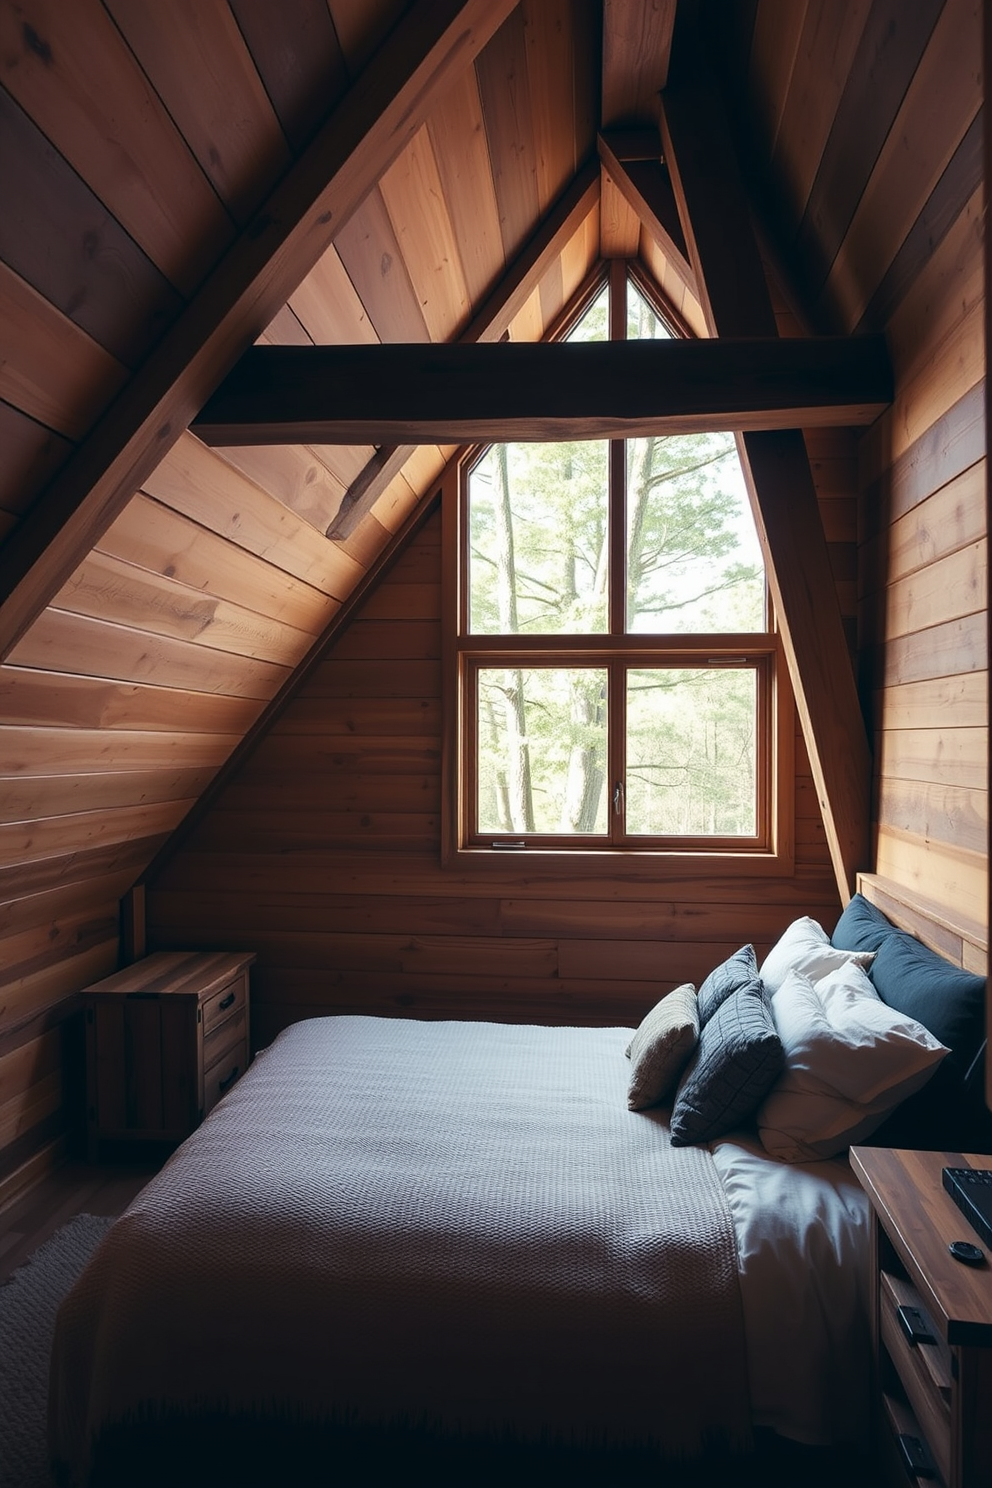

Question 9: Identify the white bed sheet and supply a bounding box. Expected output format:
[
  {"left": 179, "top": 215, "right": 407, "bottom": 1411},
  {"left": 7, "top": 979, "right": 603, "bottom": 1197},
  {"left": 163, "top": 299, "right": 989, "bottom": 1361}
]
[{"left": 710, "top": 1130, "right": 872, "bottom": 1447}]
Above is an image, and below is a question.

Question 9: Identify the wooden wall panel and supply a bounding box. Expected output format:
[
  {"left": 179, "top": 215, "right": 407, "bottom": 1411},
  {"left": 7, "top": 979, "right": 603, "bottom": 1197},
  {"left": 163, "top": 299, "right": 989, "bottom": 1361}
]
[{"left": 148, "top": 510, "right": 841, "bottom": 1043}]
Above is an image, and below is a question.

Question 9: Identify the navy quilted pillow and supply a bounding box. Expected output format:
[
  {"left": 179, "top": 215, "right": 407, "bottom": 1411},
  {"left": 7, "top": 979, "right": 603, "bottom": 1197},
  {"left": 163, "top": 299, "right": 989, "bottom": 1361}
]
[
  {"left": 831, "top": 893, "right": 894, "bottom": 956},
  {"left": 671, "top": 977, "right": 784, "bottom": 1146},
  {"left": 696, "top": 944, "right": 758, "bottom": 1026}
]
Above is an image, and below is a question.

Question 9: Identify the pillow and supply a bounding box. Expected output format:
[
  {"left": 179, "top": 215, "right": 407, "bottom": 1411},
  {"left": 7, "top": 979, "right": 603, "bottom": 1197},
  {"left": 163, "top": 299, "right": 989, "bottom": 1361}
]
[
  {"left": 760, "top": 915, "right": 875, "bottom": 995},
  {"left": 626, "top": 985, "right": 699, "bottom": 1111},
  {"left": 696, "top": 944, "right": 758, "bottom": 1025},
  {"left": 830, "top": 893, "right": 895, "bottom": 956},
  {"left": 671, "top": 977, "right": 784, "bottom": 1146},
  {"left": 757, "top": 966, "right": 949, "bottom": 1162}
]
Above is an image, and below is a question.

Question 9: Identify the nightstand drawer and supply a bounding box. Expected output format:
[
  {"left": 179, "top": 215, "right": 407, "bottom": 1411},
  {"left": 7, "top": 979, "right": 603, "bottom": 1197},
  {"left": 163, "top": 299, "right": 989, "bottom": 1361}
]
[
  {"left": 880, "top": 1271, "right": 951, "bottom": 1485},
  {"left": 204, "top": 1039, "right": 248, "bottom": 1116},
  {"left": 203, "top": 1003, "right": 247, "bottom": 1069},
  {"left": 203, "top": 972, "right": 248, "bottom": 1035}
]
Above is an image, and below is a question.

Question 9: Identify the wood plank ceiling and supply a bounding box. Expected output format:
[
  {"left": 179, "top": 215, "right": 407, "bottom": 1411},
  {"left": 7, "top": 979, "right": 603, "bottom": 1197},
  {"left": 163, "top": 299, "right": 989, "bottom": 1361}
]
[{"left": 1, "top": 0, "right": 720, "bottom": 1024}]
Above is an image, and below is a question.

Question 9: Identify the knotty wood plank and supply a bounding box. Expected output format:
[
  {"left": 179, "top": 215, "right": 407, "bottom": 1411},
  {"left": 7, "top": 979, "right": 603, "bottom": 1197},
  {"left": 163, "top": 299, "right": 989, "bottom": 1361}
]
[
  {"left": 219, "top": 773, "right": 440, "bottom": 815},
  {"left": 0, "top": 0, "right": 235, "bottom": 295},
  {"left": 0, "top": 0, "right": 517, "bottom": 662},
  {"left": 51, "top": 550, "right": 315, "bottom": 666},
  {"left": 601, "top": 0, "right": 676, "bottom": 128},
  {"left": 330, "top": 619, "right": 440, "bottom": 660},
  {"left": 273, "top": 696, "right": 441, "bottom": 736},
  {"left": 860, "top": 462, "right": 985, "bottom": 602},
  {"left": 245, "top": 734, "right": 440, "bottom": 775},
  {"left": 0, "top": 800, "right": 193, "bottom": 870},
  {"left": 873, "top": 673, "right": 987, "bottom": 734},
  {"left": 867, "top": 612, "right": 987, "bottom": 692},
  {"left": 873, "top": 827, "right": 987, "bottom": 931},
  {"left": 0, "top": 871, "right": 137, "bottom": 939},
  {"left": 0, "top": 402, "right": 72, "bottom": 522},
  {"left": 0, "top": 665, "right": 262, "bottom": 735},
  {"left": 0, "top": 837, "right": 164, "bottom": 908},
  {"left": 288, "top": 244, "right": 378, "bottom": 344},
  {"left": 192, "top": 335, "right": 892, "bottom": 444},
  {"left": 885, "top": 290, "right": 984, "bottom": 469},
  {"left": 258, "top": 304, "right": 312, "bottom": 346},
  {"left": 876, "top": 776, "right": 986, "bottom": 858},
  {"left": 106, "top": 0, "right": 293, "bottom": 226},
  {"left": 600, "top": 171, "right": 641, "bottom": 258},
  {"left": 228, "top": 0, "right": 349, "bottom": 153},
  {"left": 143, "top": 435, "right": 364, "bottom": 597},
  {"left": 426, "top": 65, "right": 505, "bottom": 305},
  {"left": 860, "top": 380, "right": 985, "bottom": 530},
  {"left": 379, "top": 125, "right": 472, "bottom": 341},
  {"left": 327, "top": 161, "right": 600, "bottom": 538},
  {"left": 522, "top": 0, "right": 587, "bottom": 212},
  {"left": 97, "top": 493, "right": 338, "bottom": 634},
  {"left": 870, "top": 540, "right": 985, "bottom": 644},
  {"left": 0, "top": 86, "right": 183, "bottom": 368},
  {"left": 0, "top": 262, "right": 129, "bottom": 441},
  {"left": 333, "top": 186, "right": 432, "bottom": 344},
  {"left": 9, "top": 608, "right": 291, "bottom": 699},
  {"left": 211, "top": 444, "right": 349, "bottom": 538},
  {"left": 661, "top": 1, "right": 871, "bottom": 899},
  {"left": 475, "top": 6, "right": 541, "bottom": 263},
  {"left": 877, "top": 726, "right": 987, "bottom": 791}
]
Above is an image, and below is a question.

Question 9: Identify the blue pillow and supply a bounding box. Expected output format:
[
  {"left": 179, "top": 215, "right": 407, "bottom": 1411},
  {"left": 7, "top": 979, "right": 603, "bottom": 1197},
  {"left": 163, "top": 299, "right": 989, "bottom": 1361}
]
[
  {"left": 696, "top": 944, "right": 758, "bottom": 1026},
  {"left": 671, "top": 977, "right": 784, "bottom": 1146},
  {"left": 831, "top": 893, "right": 894, "bottom": 956}
]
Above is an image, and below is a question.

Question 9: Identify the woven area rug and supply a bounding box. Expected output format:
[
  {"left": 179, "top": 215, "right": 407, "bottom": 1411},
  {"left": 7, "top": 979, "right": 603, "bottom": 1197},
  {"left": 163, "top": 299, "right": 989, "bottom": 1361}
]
[{"left": 0, "top": 1213, "right": 115, "bottom": 1488}]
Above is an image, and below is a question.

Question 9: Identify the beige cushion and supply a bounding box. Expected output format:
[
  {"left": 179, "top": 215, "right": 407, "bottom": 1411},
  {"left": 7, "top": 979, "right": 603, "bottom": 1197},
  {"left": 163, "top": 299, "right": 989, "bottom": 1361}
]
[{"left": 626, "top": 985, "right": 699, "bottom": 1111}]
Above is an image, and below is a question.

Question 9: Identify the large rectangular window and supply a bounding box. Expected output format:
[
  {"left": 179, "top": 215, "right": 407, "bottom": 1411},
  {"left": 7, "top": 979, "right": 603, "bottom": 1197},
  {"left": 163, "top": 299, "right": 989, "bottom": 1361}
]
[{"left": 446, "top": 269, "right": 791, "bottom": 866}]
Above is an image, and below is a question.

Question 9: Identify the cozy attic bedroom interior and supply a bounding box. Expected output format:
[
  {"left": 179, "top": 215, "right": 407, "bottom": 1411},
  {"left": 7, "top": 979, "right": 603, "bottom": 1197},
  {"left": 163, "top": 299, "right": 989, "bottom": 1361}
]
[{"left": 0, "top": 0, "right": 987, "bottom": 1481}]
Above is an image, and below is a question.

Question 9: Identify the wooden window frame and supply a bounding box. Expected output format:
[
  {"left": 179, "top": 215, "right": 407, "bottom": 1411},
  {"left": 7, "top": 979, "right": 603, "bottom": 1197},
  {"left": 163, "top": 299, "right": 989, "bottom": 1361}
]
[{"left": 440, "top": 263, "right": 796, "bottom": 878}]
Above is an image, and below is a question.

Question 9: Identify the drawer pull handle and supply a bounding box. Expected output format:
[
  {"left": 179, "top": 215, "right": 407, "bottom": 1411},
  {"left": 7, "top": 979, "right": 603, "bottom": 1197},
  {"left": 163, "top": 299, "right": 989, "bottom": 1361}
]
[
  {"left": 897, "top": 1303, "right": 936, "bottom": 1347},
  {"left": 218, "top": 992, "right": 236, "bottom": 1011},
  {"left": 218, "top": 1065, "right": 240, "bottom": 1094},
  {"left": 896, "top": 1432, "right": 935, "bottom": 1479}
]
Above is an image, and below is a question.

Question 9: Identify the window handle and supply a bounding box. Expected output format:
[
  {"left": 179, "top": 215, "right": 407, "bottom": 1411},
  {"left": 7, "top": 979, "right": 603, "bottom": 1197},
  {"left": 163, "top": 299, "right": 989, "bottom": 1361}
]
[{"left": 612, "top": 780, "right": 624, "bottom": 815}]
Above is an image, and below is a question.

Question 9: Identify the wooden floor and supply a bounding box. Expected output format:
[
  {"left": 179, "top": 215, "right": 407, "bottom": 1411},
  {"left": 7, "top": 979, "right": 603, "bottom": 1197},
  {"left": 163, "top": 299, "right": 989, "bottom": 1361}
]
[{"left": 0, "top": 1157, "right": 162, "bottom": 1284}]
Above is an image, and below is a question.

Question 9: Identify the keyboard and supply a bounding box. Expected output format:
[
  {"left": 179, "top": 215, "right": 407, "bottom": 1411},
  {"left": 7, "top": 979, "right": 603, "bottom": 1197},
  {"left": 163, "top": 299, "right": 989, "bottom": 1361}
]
[{"left": 942, "top": 1166, "right": 992, "bottom": 1248}]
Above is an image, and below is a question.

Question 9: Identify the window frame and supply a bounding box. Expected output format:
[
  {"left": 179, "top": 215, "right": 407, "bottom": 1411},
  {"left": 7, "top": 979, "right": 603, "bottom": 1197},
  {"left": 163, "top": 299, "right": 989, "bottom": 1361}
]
[{"left": 440, "top": 266, "right": 796, "bottom": 877}]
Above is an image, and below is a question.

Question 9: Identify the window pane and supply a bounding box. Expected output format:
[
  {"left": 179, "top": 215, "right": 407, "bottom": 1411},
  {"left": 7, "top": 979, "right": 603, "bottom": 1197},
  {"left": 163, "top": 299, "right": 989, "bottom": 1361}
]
[
  {"left": 627, "top": 279, "right": 672, "bottom": 341},
  {"left": 626, "top": 668, "right": 757, "bottom": 836},
  {"left": 468, "top": 443, "right": 609, "bottom": 634},
  {"left": 567, "top": 281, "right": 609, "bottom": 342},
  {"left": 477, "top": 668, "right": 608, "bottom": 834},
  {"left": 626, "top": 433, "right": 765, "bottom": 633}
]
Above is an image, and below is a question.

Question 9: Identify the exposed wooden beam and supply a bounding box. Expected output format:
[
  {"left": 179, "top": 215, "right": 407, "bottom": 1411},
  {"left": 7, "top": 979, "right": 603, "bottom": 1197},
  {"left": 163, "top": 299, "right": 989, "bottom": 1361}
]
[
  {"left": 659, "top": 0, "right": 872, "bottom": 901},
  {"left": 328, "top": 158, "right": 602, "bottom": 539},
  {"left": 193, "top": 337, "right": 891, "bottom": 445},
  {"left": 598, "top": 131, "right": 694, "bottom": 295},
  {"left": 0, "top": 0, "right": 518, "bottom": 662}
]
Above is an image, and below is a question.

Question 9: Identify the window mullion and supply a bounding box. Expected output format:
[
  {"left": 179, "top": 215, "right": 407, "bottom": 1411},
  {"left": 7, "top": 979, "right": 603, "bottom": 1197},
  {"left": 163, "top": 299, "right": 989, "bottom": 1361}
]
[{"left": 608, "top": 658, "right": 626, "bottom": 846}]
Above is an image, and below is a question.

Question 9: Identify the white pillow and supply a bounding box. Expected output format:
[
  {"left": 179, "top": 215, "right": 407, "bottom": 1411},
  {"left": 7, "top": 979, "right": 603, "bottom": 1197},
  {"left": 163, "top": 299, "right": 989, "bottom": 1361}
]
[
  {"left": 756, "top": 966, "right": 948, "bottom": 1162},
  {"left": 759, "top": 915, "right": 875, "bottom": 995}
]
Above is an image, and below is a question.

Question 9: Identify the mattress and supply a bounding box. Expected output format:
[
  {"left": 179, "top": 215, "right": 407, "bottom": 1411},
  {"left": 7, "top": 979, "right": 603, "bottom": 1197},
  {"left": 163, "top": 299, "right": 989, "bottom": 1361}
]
[{"left": 49, "top": 1015, "right": 870, "bottom": 1482}]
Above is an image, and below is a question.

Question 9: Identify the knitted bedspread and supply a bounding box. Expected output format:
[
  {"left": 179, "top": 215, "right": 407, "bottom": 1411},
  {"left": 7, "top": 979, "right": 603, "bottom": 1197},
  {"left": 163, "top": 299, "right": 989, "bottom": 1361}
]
[{"left": 50, "top": 1017, "right": 751, "bottom": 1483}]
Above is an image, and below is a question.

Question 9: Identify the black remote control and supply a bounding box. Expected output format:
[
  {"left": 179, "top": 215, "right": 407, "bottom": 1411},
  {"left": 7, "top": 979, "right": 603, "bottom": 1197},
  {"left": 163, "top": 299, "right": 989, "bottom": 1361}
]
[{"left": 942, "top": 1167, "right": 992, "bottom": 1248}]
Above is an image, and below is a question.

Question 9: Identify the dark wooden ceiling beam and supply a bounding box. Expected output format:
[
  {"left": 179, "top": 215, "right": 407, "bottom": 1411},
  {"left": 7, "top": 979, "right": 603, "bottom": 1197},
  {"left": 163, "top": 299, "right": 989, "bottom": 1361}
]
[
  {"left": 659, "top": 0, "right": 872, "bottom": 902},
  {"left": 0, "top": 0, "right": 518, "bottom": 662},
  {"left": 328, "top": 158, "right": 602, "bottom": 539},
  {"left": 192, "top": 336, "right": 891, "bottom": 445},
  {"left": 597, "top": 131, "right": 694, "bottom": 295}
]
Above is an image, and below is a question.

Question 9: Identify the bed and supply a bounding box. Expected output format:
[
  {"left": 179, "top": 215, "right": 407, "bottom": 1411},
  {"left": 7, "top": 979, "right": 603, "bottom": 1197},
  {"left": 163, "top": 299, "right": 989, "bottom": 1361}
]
[{"left": 49, "top": 888, "right": 988, "bottom": 1486}]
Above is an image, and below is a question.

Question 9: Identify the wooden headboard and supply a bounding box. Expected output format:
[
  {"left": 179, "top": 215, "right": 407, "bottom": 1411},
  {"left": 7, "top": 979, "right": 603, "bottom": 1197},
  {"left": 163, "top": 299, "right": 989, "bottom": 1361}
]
[{"left": 857, "top": 874, "right": 988, "bottom": 979}]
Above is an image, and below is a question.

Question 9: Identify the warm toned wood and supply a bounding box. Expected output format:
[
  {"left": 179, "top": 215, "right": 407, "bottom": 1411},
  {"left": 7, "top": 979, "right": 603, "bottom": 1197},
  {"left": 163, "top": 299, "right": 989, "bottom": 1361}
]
[
  {"left": 660, "top": 4, "right": 871, "bottom": 899},
  {"left": 104, "top": 0, "right": 293, "bottom": 227},
  {"left": 287, "top": 244, "right": 378, "bottom": 346},
  {"left": 426, "top": 66, "right": 505, "bottom": 305},
  {"left": 0, "top": 402, "right": 73, "bottom": 523},
  {"left": 601, "top": 0, "right": 676, "bottom": 128},
  {"left": 380, "top": 125, "right": 472, "bottom": 341},
  {"left": 192, "top": 336, "right": 892, "bottom": 445},
  {"left": 0, "top": 0, "right": 519, "bottom": 663},
  {"left": 0, "top": 767, "right": 213, "bottom": 824},
  {"left": 597, "top": 133, "right": 692, "bottom": 294},
  {"left": 856, "top": 872, "right": 987, "bottom": 972},
  {"left": 228, "top": 0, "right": 349, "bottom": 153},
  {"left": 851, "top": 1147, "right": 992, "bottom": 1488},
  {"left": 81, "top": 951, "right": 255, "bottom": 1154},
  {"left": 333, "top": 186, "right": 431, "bottom": 344},
  {"left": 0, "top": 86, "right": 183, "bottom": 369},
  {"left": 328, "top": 160, "right": 601, "bottom": 538},
  {"left": 0, "top": 665, "right": 262, "bottom": 735},
  {"left": 475, "top": 6, "right": 541, "bottom": 263}
]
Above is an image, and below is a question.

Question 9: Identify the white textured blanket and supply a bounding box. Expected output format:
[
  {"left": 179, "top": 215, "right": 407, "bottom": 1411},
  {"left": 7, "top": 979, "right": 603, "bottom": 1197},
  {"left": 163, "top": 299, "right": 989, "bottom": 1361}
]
[{"left": 50, "top": 1017, "right": 751, "bottom": 1481}]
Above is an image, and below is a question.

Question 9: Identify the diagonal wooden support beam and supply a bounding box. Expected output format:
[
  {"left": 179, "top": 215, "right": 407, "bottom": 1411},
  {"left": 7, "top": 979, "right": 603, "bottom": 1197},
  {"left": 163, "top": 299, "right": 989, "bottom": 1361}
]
[
  {"left": 192, "top": 336, "right": 892, "bottom": 445},
  {"left": 328, "top": 158, "right": 601, "bottom": 539},
  {"left": 0, "top": 0, "right": 518, "bottom": 662},
  {"left": 659, "top": 0, "right": 872, "bottom": 901},
  {"left": 597, "top": 131, "right": 694, "bottom": 295}
]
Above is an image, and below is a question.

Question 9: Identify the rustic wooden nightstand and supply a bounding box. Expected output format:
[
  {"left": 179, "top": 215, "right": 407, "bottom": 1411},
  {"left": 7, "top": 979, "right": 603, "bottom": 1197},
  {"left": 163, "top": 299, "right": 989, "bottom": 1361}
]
[
  {"left": 850, "top": 1146, "right": 992, "bottom": 1487},
  {"left": 82, "top": 951, "right": 256, "bottom": 1159}
]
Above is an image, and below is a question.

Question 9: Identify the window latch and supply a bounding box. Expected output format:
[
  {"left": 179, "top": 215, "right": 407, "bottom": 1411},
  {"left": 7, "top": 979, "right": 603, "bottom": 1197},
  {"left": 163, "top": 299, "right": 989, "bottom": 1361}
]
[{"left": 612, "top": 780, "right": 624, "bottom": 815}]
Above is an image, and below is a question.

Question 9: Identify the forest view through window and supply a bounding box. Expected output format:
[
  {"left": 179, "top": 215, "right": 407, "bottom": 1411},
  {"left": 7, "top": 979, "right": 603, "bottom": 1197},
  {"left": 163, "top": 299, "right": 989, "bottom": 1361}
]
[{"left": 456, "top": 273, "right": 781, "bottom": 854}]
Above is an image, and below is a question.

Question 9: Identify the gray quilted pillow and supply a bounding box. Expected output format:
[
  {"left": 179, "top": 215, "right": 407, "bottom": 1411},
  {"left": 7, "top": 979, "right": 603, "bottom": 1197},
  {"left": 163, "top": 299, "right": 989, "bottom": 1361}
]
[
  {"left": 670, "top": 977, "right": 784, "bottom": 1145},
  {"left": 626, "top": 985, "right": 699, "bottom": 1111},
  {"left": 696, "top": 944, "right": 758, "bottom": 1026}
]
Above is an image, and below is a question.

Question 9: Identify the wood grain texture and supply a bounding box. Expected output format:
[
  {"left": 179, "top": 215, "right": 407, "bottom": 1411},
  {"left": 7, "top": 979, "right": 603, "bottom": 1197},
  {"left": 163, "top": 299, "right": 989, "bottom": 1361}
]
[{"left": 228, "top": 0, "right": 349, "bottom": 153}]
